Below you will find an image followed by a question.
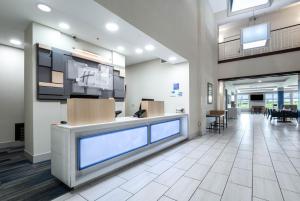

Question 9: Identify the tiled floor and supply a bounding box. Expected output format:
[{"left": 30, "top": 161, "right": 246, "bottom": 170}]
[{"left": 54, "top": 114, "right": 300, "bottom": 201}]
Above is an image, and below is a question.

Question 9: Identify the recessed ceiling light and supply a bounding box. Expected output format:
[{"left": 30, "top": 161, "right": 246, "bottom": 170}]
[
  {"left": 168, "top": 56, "right": 177, "bottom": 62},
  {"left": 9, "top": 39, "right": 22, "bottom": 46},
  {"left": 105, "top": 22, "right": 119, "bottom": 32},
  {"left": 135, "top": 48, "right": 143, "bottom": 54},
  {"left": 59, "top": 22, "right": 70, "bottom": 30},
  {"left": 145, "top": 44, "right": 155, "bottom": 51},
  {"left": 117, "top": 46, "right": 125, "bottom": 52},
  {"left": 37, "top": 3, "right": 52, "bottom": 12},
  {"left": 258, "top": 80, "right": 262, "bottom": 83}
]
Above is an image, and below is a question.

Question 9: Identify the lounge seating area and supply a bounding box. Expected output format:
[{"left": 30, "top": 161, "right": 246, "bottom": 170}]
[{"left": 266, "top": 105, "right": 298, "bottom": 123}]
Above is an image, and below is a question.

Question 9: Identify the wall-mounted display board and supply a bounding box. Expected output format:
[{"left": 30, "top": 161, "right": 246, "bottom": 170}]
[
  {"left": 36, "top": 44, "right": 125, "bottom": 101},
  {"left": 207, "top": 82, "right": 213, "bottom": 104}
]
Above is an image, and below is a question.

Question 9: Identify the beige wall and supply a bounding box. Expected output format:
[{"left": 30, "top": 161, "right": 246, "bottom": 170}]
[
  {"left": 219, "top": 4, "right": 300, "bottom": 41},
  {"left": 97, "top": 0, "right": 218, "bottom": 136},
  {"left": 218, "top": 51, "right": 300, "bottom": 79},
  {"left": 125, "top": 60, "right": 189, "bottom": 116},
  {"left": 0, "top": 45, "right": 24, "bottom": 143}
]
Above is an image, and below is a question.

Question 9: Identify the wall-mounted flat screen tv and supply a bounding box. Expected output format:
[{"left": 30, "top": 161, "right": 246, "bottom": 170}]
[{"left": 250, "top": 94, "right": 264, "bottom": 101}]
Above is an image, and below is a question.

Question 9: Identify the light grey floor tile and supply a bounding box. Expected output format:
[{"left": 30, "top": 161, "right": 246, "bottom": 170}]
[
  {"left": 199, "top": 172, "right": 228, "bottom": 195},
  {"left": 165, "top": 152, "right": 186, "bottom": 163},
  {"left": 239, "top": 144, "right": 253, "bottom": 152},
  {"left": 236, "top": 150, "right": 253, "bottom": 160},
  {"left": 253, "top": 164, "right": 277, "bottom": 181},
  {"left": 187, "top": 149, "right": 206, "bottom": 159},
  {"left": 197, "top": 155, "right": 218, "bottom": 166},
  {"left": 253, "top": 154, "right": 272, "bottom": 167},
  {"left": 165, "top": 176, "right": 200, "bottom": 201},
  {"left": 253, "top": 177, "right": 283, "bottom": 201},
  {"left": 252, "top": 197, "right": 267, "bottom": 201},
  {"left": 158, "top": 196, "right": 176, "bottom": 201},
  {"left": 64, "top": 195, "right": 86, "bottom": 201},
  {"left": 218, "top": 152, "right": 236, "bottom": 162},
  {"left": 144, "top": 155, "right": 165, "bottom": 166},
  {"left": 120, "top": 171, "right": 157, "bottom": 194},
  {"left": 272, "top": 160, "right": 299, "bottom": 175},
  {"left": 190, "top": 189, "right": 221, "bottom": 201},
  {"left": 146, "top": 160, "right": 173, "bottom": 175},
  {"left": 221, "top": 183, "right": 251, "bottom": 201},
  {"left": 233, "top": 158, "right": 252, "bottom": 170},
  {"left": 290, "top": 158, "right": 300, "bottom": 168},
  {"left": 155, "top": 167, "right": 185, "bottom": 187},
  {"left": 229, "top": 167, "right": 252, "bottom": 187},
  {"left": 118, "top": 164, "right": 150, "bottom": 180},
  {"left": 277, "top": 172, "right": 300, "bottom": 193},
  {"left": 79, "top": 177, "right": 126, "bottom": 201},
  {"left": 174, "top": 157, "right": 197, "bottom": 171},
  {"left": 270, "top": 153, "right": 290, "bottom": 162},
  {"left": 285, "top": 150, "right": 300, "bottom": 159},
  {"left": 127, "top": 182, "right": 168, "bottom": 201},
  {"left": 282, "top": 190, "right": 300, "bottom": 201},
  {"left": 185, "top": 163, "right": 210, "bottom": 181},
  {"left": 211, "top": 161, "right": 233, "bottom": 175},
  {"left": 223, "top": 147, "right": 238, "bottom": 154},
  {"left": 95, "top": 188, "right": 132, "bottom": 201},
  {"left": 177, "top": 146, "right": 195, "bottom": 154}
]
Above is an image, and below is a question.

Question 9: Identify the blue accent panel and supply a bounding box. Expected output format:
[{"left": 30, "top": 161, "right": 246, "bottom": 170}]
[
  {"left": 150, "top": 119, "right": 180, "bottom": 143},
  {"left": 278, "top": 90, "right": 284, "bottom": 109},
  {"left": 78, "top": 126, "right": 148, "bottom": 170}
]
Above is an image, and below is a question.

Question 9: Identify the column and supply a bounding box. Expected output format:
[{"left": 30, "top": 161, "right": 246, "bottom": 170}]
[
  {"left": 278, "top": 87, "right": 284, "bottom": 110},
  {"left": 297, "top": 73, "right": 300, "bottom": 122},
  {"left": 217, "top": 81, "right": 225, "bottom": 110}
]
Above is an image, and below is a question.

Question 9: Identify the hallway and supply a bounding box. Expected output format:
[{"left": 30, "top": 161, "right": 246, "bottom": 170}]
[{"left": 54, "top": 114, "right": 300, "bottom": 201}]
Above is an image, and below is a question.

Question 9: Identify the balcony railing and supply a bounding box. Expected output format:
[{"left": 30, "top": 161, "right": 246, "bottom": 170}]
[{"left": 218, "top": 24, "right": 300, "bottom": 63}]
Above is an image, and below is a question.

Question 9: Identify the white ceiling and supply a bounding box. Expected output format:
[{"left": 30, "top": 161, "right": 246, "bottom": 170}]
[
  {"left": 225, "top": 75, "right": 298, "bottom": 93},
  {"left": 0, "top": 0, "right": 186, "bottom": 66},
  {"left": 209, "top": 0, "right": 299, "bottom": 24}
]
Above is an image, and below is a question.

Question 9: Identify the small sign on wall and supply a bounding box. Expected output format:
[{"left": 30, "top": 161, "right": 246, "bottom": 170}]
[
  {"left": 171, "top": 83, "right": 183, "bottom": 97},
  {"left": 207, "top": 82, "right": 213, "bottom": 104}
]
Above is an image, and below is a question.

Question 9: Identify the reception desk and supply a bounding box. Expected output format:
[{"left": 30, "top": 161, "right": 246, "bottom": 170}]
[{"left": 51, "top": 113, "right": 188, "bottom": 187}]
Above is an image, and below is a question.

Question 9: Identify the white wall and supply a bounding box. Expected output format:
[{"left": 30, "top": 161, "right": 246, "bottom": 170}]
[
  {"left": 24, "top": 23, "right": 125, "bottom": 162},
  {"left": 0, "top": 45, "right": 24, "bottom": 143},
  {"left": 125, "top": 60, "right": 189, "bottom": 116},
  {"left": 97, "top": 0, "right": 218, "bottom": 137}
]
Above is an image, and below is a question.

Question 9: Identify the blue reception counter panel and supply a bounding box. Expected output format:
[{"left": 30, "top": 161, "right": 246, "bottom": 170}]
[
  {"left": 79, "top": 126, "right": 148, "bottom": 170},
  {"left": 78, "top": 119, "right": 180, "bottom": 170},
  {"left": 151, "top": 120, "right": 180, "bottom": 143},
  {"left": 51, "top": 114, "right": 188, "bottom": 187}
]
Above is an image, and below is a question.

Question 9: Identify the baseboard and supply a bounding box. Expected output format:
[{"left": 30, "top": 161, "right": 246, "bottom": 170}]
[
  {"left": 0, "top": 141, "right": 23, "bottom": 149},
  {"left": 24, "top": 149, "right": 51, "bottom": 163}
]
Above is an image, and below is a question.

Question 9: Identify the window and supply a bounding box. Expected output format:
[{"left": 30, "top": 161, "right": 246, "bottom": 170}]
[
  {"left": 292, "top": 92, "right": 299, "bottom": 106},
  {"left": 284, "top": 93, "right": 291, "bottom": 105},
  {"left": 228, "top": 0, "right": 272, "bottom": 15},
  {"left": 241, "top": 23, "right": 270, "bottom": 50},
  {"left": 231, "top": 0, "right": 270, "bottom": 12},
  {"left": 237, "top": 94, "right": 249, "bottom": 109},
  {"left": 265, "top": 93, "right": 278, "bottom": 109}
]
